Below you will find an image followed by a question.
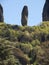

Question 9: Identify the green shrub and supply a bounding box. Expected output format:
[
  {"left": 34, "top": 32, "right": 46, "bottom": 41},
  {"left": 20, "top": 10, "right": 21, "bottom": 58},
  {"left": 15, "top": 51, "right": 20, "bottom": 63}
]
[
  {"left": 20, "top": 43, "right": 33, "bottom": 54},
  {"left": 31, "top": 39, "right": 40, "bottom": 47},
  {"left": 0, "top": 39, "right": 21, "bottom": 65}
]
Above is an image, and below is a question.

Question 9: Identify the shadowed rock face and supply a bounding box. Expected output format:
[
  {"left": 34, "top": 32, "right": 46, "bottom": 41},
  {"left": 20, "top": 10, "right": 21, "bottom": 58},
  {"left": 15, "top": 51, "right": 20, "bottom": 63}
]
[
  {"left": 42, "top": 0, "right": 49, "bottom": 21},
  {"left": 46, "top": 0, "right": 49, "bottom": 2},
  {"left": 0, "top": 4, "right": 4, "bottom": 22},
  {"left": 21, "top": 6, "right": 28, "bottom": 26}
]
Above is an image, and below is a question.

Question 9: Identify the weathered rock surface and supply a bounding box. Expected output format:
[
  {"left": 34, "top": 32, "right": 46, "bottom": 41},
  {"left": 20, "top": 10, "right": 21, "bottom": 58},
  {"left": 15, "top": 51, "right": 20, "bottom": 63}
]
[
  {"left": 42, "top": 0, "right": 49, "bottom": 21},
  {"left": 0, "top": 4, "right": 4, "bottom": 22},
  {"left": 21, "top": 5, "right": 28, "bottom": 26}
]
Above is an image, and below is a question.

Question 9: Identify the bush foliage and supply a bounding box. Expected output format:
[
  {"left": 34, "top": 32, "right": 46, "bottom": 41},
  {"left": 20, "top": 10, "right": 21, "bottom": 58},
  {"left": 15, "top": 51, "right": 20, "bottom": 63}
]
[{"left": 0, "top": 22, "right": 49, "bottom": 65}]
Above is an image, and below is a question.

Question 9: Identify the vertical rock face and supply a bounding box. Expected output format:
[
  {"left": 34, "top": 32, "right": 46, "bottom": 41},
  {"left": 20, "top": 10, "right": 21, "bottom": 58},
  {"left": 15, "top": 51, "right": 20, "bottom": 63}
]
[
  {"left": 0, "top": 4, "right": 4, "bottom": 22},
  {"left": 21, "top": 5, "right": 28, "bottom": 26},
  {"left": 42, "top": 0, "right": 49, "bottom": 21}
]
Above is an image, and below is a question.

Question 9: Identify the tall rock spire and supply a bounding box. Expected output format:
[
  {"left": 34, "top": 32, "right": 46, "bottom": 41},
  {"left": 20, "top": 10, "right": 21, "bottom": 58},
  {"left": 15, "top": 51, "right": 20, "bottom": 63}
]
[
  {"left": 21, "top": 5, "right": 28, "bottom": 26},
  {"left": 42, "top": 0, "right": 49, "bottom": 21},
  {"left": 0, "top": 4, "right": 4, "bottom": 22}
]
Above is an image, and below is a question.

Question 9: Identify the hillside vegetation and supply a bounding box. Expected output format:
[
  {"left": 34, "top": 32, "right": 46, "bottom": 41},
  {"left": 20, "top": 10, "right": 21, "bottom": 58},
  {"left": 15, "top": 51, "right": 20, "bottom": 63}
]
[{"left": 0, "top": 22, "right": 49, "bottom": 65}]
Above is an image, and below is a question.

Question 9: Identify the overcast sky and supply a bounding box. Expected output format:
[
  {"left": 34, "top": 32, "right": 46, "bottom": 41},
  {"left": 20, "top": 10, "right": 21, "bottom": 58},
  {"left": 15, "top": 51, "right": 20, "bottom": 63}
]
[{"left": 0, "top": 0, "right": 45, "bottom": 26}]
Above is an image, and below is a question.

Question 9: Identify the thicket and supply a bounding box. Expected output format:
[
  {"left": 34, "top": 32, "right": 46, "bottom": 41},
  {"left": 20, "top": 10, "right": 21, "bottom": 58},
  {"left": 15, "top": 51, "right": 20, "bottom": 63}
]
[{"left": 0, "top": 22, "right": 49, "bottom": 65}]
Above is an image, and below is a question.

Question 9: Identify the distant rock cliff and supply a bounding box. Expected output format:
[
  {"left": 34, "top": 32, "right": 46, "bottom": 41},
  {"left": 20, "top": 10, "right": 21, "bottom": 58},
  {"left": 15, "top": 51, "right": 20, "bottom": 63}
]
[
  {"left": 42, "top": 0, "right": 49, "bottom": 21},
  {"left": 21, "top": 5, "right": 28, "bottom": 26},
  {"left": 0, "top": 4, "right": 4, "bottom": 22}
]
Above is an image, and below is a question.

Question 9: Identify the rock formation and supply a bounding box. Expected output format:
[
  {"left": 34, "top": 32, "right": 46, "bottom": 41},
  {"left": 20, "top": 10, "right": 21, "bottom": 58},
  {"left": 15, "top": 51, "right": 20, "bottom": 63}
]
[
  {"left": 21, "top": 5, "right": 28, "bottom": 26},
  {"left": 0, "top": 4, "right": 4, "bottom": 22},
  {"left": 42, "top": 0, "right": 49, "bottom": 21}
]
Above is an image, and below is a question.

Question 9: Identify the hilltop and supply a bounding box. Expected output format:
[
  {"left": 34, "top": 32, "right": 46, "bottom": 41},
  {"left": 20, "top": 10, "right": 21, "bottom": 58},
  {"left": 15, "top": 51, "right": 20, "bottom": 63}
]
[{"left": 0, "top": 22, "right": 49, "bottom": 65}]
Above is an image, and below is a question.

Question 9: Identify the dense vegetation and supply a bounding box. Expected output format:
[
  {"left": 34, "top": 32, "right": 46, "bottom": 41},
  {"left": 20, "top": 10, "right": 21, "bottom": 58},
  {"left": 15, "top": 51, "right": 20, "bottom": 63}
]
[{"left": 0, "top": 22, "right": 49, "bottom": 65}]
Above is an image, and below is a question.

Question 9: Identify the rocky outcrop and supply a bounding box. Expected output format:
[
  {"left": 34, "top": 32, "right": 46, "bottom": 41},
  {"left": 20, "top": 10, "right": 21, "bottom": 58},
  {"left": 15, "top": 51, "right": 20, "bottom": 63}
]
[
  {"left": 42, "top": 0, "right": 49, "bottom": 21},
  {"left": 21, "top": 5, "right": 28, "bottom": 26},
  {"left": 0, "top": 4, "right": 4, "bottom": 22}
]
